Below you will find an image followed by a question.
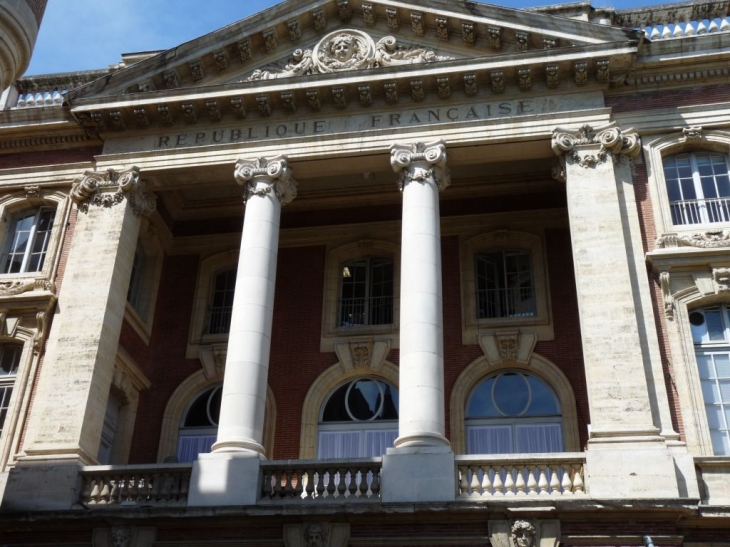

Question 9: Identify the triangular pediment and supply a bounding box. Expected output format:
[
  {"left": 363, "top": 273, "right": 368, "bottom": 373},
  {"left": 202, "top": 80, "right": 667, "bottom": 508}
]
[{"left": 66, "top": 0, "right": 640, "bottom": 133}]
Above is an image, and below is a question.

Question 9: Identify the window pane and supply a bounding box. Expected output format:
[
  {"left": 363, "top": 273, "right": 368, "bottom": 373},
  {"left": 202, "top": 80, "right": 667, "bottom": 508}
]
[
  {"left": 364, "top": 430, "right": 397, "bottom": 457},
  {"left": 705, "top": 309, "right": 725, "bottom": 341},
  {"left": 322, "top": 384, "right": 350, "bottom": 422},
  {"left": 706, "top": 405, "right": 724, "bottom": 429},
  {"left": 467, "top": 377, "right": 499, "bottom": 417},
  {"left": 719, "top": 380, "right": 730, "bottom": 402},
  {"left": 317, "top": 431, "right": 360, "bottom": 459},
  {"left": 466, "top": 425, "right": 513, "bottom": 454},
  {"left": 515, "top": 424, "right": 563, "bottom": 453},
  {"left": 715, "top": 354, "right": 730, "bottom": 378},
  {"left": 696, "top": 354, "right": 713, "bottom": 379},
  {"left": 702, "top": 380, "right": 720, "bottom": 404},
  {"left": 710, "top": 430, "right": 730, "bottom": 456},
  {"left": 348, "top": 379, "right": 382, "bottom": 421},
  {"left": 0, "top": 347, "right": 20, "bottom": 376},
  {"left": 526, "top": 376, "right": 560, "bottom": 415},
  {"left": 177, "top": 435, "right": 216, "bottom": 463},
  {"left": 493, "top": 373, "right": 530, "bottom": 416}
]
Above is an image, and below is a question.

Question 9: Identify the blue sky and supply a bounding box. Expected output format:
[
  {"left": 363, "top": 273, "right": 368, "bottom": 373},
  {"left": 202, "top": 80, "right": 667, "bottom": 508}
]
[{"left": 27, "top": 0, "right": 655, "bottom": 76}]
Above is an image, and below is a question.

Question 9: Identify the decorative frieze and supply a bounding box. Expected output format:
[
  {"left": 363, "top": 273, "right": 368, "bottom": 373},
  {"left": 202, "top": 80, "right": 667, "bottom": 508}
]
[
  {"left": 659, "top": 271, "right": 674, "bottom": 320},
  {"left": 231, "top": 98, "right": 246, "bottom": 119},
  {"left": 247, "top": 30, "right": 452, "bottom": 81},
  {"left": 263, "top": 30, "right": 278, "bottom": 53},
  {"left": 462, "top": 23, "right": 476, "bottom": 46},
  {"left": 488, "top": 27, "right": 501, "bottom": 50},
  {"left": 437, "top": 77, "right": 451, "bottom": 99},
  {"left": 182, "top": 104, "right": 197, "bottom": 124},
  {"left": 390, "top": 140, "right": 450, "bottom": 192},
  {"left": 596, "top": 59, "right": 610, "bottom": 83},
  {"left": 411, "top": 12, "right": 424, "bottom": 36},
  {"left": 337, "top": 0, "right": 351, "bottom": 23},
  {"left": 281, "top": 92, "right": 296, "bottom": 114},
  {"left": 214, "top": 50, "right": 230, "bottom": 72},
  {"left": 464, "top": 74, "right": 477, "bottom": 96},
  {"left": 234, "top": 156, "right": 297, "bottom": 205},
  {"left": 238, "top": 39, "right": 252, "bottom": 62},
  {"left": 312, "top": 9, "right": 326, "bottom": 32},
  {"left": 362, "top": 3, "right": 376, "bottom": 26},
  {"left": 546, "top": 65, "right": 559, "bottom": 89},
  {"left": 70, "top": 166, "right": 157, "bottom": 217},
  {"left": 332, "top": 87, "right": 347, "bottom": 109},
  {"left": 189, "top": 61, "right": 205, "bottom": 82},
  {"left": 551, "top": 123, "right": 641, "bottom": 168},
  {"left": 384, "top": 82, "right": 399, "bottom": 104},
  {"left": 411, "top": 80, "right": 424, "bottom": 102},
  {"left": 491, "top": 70, "right": 505, "bottom": 93},
  {"left": 436, "top": 18, "right": 450, "bottom": 41},
  {"left": 288, "top": 20, "right": 302, "bottom": 42},
  {"left": 518, "top": 68, "right": 531, "bottom": 91},
  {"left": 656, "top": 230, "right": 730, "bottom": 249},
  {"left": 307, "top": 90, "right": 322, "bottom": 111},
  {"left": 158, "top": 105, "right": 174, "bottom": 126},
  {"left": 357, "top": 85, "right": 371, "bottom": 106},
  {"left": 206, "top": 100, "right": 222, "bottom": 122},
  {"left": 163, "top": 70, "right": 179, "bottom": 89},
  {"left": 574, "top": 61, "right": 588, "bottom": 86},
  {"left": 256, "top": 95, "right": 272, "bottom": 116},
  {"left": 134, "top": 108, "right": 149, "bottom": 128},
  {"left": 0, "top": 278, "right": 53, "bottom": 296},
  {"left": 386, "top": 8, "right": 399, "bottom": 30},
  {"left": 516, "top": 32, "right": 529, "bottom": 52}
]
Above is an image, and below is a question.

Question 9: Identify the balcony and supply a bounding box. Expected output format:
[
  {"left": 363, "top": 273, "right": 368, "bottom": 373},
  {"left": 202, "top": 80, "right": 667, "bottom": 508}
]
[{"left": 670, "top": 197, "right": 730, "bottom": 226}]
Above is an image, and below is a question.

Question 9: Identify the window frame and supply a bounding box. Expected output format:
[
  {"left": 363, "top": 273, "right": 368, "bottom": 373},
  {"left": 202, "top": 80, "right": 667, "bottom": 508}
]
[
  {"left": 338, "top": 257, "right": 395, "bottom": 328},
  {"left": 460, "top": 230, "right": 553, "bottom": 345},
  {"left": 0, "top": 206, "right": 56, "bottom": 275}
]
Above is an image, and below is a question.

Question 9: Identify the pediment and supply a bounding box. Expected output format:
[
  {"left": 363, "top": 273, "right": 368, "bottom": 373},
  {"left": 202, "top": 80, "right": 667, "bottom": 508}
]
[{"left": 66, "top": 0, "right": 640, "bottom": 134}]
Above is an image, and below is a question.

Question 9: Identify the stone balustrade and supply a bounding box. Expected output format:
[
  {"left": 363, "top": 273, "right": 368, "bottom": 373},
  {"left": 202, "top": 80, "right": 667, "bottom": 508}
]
[
  {"left": 456, "top": 454, "right": 586, "bottom": 498},
  {"left": 260, "top": 459, "right": 382, "bottom": 502},
  {"left": 79, "top": 464, "right": 192, "bottom": 507},
  {"left": 614, "top": 2, "right": 730, "bottom": 40}
]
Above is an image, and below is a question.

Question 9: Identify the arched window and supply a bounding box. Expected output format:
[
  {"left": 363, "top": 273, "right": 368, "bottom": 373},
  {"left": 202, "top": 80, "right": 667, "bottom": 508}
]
[
  {"left": 689, "top": 306, "right": 730, "bottom": 455},
  {"left": 664, "top": 151, "right": 730, "bottom": 225},
  {"left": 339, "top": 258, "right": 394, "bottom": 327},
  {"left": 475, "top": 250, "right": 535, "bottom": 319},
  {"left": 206, "top": 269, "right": 236, "bottom": 334},
  {"left": 177, "top": 384, "right": 221, "bottom": 462},
  {"left": 318, "top": 378, "right": 398, "bottom": 459},
  {"left": 1, "top": 207, "right": 56, "bottom": 273},
  {"left": 465, "top": 371, "right": 562, "bottom": 454}
]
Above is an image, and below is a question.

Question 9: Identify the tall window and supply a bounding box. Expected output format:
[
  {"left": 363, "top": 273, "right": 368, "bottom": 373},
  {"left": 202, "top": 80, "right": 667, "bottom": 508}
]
[
  {"left": 0, "top": 345, "right": 22, "bottom": 438},
  {"left": 127, "top": 242, "right": 154, "bottom": 319},
  {"left": 465, "top": 371, "right": 562, "bottom": 454},
  {"left": 1, "top": 207, "right": 55, "bottom": 274},
  {"left": 318, "top": 378, "right": 398, "bottom": 458},
  {"left": 177, "top": 384, "right": 221, "bottom": 463},
  {"left": 207, "top": 269, "right": 236, "bottom": 334},
  {"left": 339, "top": 258, "right": 394, "bottom": 327},
  {"left": 97, "top": 394, "right": 122, "bottom": 465},
  {"left": 475, "top": 250, "right": 535, "bottom": 319},
  {"left": 689, "top": 306, "right": 730, "bottom": 455},
  {"left": 664, "top": 151, "right": 730, "bottom": 225}
]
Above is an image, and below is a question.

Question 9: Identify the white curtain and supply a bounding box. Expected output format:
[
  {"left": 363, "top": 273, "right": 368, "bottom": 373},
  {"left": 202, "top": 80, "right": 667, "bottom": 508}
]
[
  {"left": 364, "top": 429, "right": 398, "bottom": 457},
  {"left": 177, "top": 435, "right": 216, "bottom": 463},
  {"left": 466, "top": 425, "right": 513, "bottom": 454},
  {"left": 515, "top": 424, "right": 563, "bottom": 453},
  {"left": 317, "top": 431, "right": 360, "bottom": 459}
]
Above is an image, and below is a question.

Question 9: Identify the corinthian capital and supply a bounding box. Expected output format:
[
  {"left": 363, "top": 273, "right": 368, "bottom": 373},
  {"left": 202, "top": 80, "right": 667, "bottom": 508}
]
[
  {"left": 71, "top": 166, "right": 157, "bottom": 217},
  {"left": 234, "top": 155, "right": 297, "bottom": 205},
  {"left": 551, "top": 122, "right": 641, "bottom": 168},
  {"left": 390, "top": 140, "right": 450, "bottom": 191}
]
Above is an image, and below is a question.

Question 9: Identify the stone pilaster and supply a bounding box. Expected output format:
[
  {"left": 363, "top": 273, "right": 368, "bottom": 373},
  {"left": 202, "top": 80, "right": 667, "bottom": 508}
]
[
  {"left": 552, "top": 123, "right": 686, "bottom": 498},
  {"left": 3, "top": 167, "right": 155, "bottom": 510}
]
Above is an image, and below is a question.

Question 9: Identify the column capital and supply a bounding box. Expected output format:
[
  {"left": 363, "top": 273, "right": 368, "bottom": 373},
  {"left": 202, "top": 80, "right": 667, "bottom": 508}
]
[
  {"left": 390, "top": 140, "right": 450, "bottom": 192},
  {"left": 71, "top": 166, "right": 157, "bottom": 217},
  {"left": 234, "top": 155, "right": 297, "bottom": 205},
  {"left": 551, "top": 122, "right": 641, "bottom": 169}
]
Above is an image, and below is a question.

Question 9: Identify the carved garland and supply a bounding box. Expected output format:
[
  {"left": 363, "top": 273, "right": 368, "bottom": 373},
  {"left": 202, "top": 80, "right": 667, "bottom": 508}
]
[
  {"left": 656, "top": 230, "right": 730, "bottom": 249},
  {"left": 234, "top": 156, "right": 298, "bottom": 205},
  {"left": 390, "top": 140, "right": 450, "bottom": 192},
  {"left": 551, "top": 123, "right": 641, "bottom": 169},
  {"left": 70, "top": 166, "right": 157, "bottom": 217}
]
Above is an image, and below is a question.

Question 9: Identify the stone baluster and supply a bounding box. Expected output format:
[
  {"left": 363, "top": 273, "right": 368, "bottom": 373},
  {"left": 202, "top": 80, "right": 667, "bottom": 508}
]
[
  {"left": 549, "top": 467, "right": 561, "bottom": 494},
  {"left": 212, "top": 156, "right": 296, "bottom": 456},
  {"left": 504, "top": 469, "right": 515, "bottom": 495},
  {"left": 389, "top": 140, "right": 451, "bottom": 448},
  {"left": 492, "top": 466, "right": 504, "bottom": 496}
]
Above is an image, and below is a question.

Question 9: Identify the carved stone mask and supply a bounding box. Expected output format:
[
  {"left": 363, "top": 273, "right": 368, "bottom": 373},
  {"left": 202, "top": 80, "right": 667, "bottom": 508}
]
[
  {"left": 305, "top": 524, "right": 329, "bottom": 547},
  {"left": 511, "top": 521, "right": 536, "bottom": 547}
]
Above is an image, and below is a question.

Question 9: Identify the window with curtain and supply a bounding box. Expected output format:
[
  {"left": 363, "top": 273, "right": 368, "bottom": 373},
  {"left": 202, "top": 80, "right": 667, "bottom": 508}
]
[
  {"left": 339, "top": 258, "right": 394, "bottom": 327},
  {"left": 177, "top": 384, "right": 221, "bottom": 463},
  {"left": 1, "top": 207, "right": 56, "bottom": 274},
  {"left": 318, "top": 378, "right": 398, "bottom": 459},
  {"left": 465, "top": 371, "right": 562, "bottom": 454},
  {"left": 0, "top": 345, "right": 22, "bottom": 439},
  {"left": 664, "top": 151, "right": 730, "bottom": 225},
  {"left": 206, "top": 268, "right": 236, "bottom": 334},
  {"left": 689, "top": 305, "right": 730, "bottom": 455},
  {"left": 475, "top": 250, "right": 536, "bottom": 320}
]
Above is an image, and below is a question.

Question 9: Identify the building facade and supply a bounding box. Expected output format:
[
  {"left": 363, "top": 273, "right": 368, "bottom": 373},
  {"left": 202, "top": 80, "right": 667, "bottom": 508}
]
[{"left": 0, "top": 0, "right": 729, "bottom": 545}]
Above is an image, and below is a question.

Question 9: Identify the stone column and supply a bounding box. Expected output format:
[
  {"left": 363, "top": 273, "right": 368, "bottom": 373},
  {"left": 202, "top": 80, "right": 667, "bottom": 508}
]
[
  {"left": 3, "top": 167, "right": 155, "bottom": 510},
  {"left": 552, "top": 123, "right": 686, "bottom": 498},
  {"left": 390, "top": 141, "right": 451, "bottom": 448},
  {"left": 212, "top": 156, "right": 296, "bottom": 456}
]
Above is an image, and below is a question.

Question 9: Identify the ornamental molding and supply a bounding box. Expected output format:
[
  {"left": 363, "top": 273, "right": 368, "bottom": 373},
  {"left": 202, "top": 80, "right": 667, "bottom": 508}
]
[
  {"left": 234, "top": 156, "right": 298, "bottom": 205},
  {"left": 70, "top": 166, "right": 157, "bottom": 217},
  {"left": 283, "top": 523, "right": 350, "bottom": 547},
  {"left": 655, "top": 230, "right": 730, "bottom": 249},
  {"left": 489, "top": 519, "right": 561, "bottom": 547},
  {"left": 390, "top": 140, "right": 450, "bottom": 192},
  {"left": 479, "top": 330, "right": 537, "bottom": 365},
  {"left": 0, "top": 278, "right": 54, "bottom": 297},
  {"left": 713, "top": 267, "right": 730, "bottom": 293},
  {"left": 659, "top": 271, "right": 674, "bottom": 320},
  {"left": 682, "top": 126, "right": 704, "bottom": 141},
  {"left": 334, "top": 338, "right": 391, "bottom": 373},
  {"left": 551, "top": 123, "right": 641, "bottom": 168},
  {"left": 247, "top": 29, "right": 453, "bottom": 81}
]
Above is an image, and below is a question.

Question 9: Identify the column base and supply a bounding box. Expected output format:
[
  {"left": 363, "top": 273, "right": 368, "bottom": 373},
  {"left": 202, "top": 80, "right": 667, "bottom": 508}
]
[
  {"left": 211, "top": 439, "right": 266, "bottom": 456},
  {"left": 188, "top": 452, "right": 263, "bottom": 507},
  {"left": 394, "top": 432, "right": 451, "bottom": 448},
  {"left": 381, "top": 446, "right": 456, "bottom": 503}
]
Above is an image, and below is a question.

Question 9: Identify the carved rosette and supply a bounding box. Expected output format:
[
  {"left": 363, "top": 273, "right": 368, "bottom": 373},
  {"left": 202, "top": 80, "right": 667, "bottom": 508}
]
[
  {"left": 390, "top": 140, "right": 450, "bottom": 192},
  {"left": 234, "top": 156, "right": 298, "bottom": 205},
  {"left": 71, "top": 166, "right": 157, "bottom": 217},
  {"left": 551, "top": 123, "right": 641, "bottom": 169}
]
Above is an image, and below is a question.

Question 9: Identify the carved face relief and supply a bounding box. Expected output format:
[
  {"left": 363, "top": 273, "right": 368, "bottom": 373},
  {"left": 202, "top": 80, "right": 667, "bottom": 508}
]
[
  {"left": 305, "top": 523, "right": 329, "bottom": 547},
  {"left": 112, "top": 527, "right": 132, "bottom": 547},
  {"left": 511, "top": 521, "right": 536, "bottom": 547},
  {"left": 331, "top": 35, "right": 355, "bottom": 61}
]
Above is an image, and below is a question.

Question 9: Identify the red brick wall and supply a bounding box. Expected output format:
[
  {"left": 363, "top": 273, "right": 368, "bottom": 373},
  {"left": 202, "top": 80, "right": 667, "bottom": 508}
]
[{"left": 0, "top": 147, "right": 101, "bottom": 169}]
